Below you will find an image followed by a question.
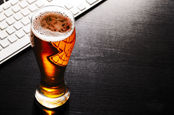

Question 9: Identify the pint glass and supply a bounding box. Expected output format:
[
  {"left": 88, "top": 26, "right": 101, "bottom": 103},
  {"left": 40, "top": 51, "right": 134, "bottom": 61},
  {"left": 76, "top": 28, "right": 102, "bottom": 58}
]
[{"left": 30, "top": 6, "right": 75, "bottom": 108}]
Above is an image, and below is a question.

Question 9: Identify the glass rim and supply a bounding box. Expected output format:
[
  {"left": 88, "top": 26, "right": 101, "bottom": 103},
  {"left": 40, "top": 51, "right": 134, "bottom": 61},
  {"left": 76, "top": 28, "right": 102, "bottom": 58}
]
[{"left": 31, "top": 5, "right": 75, "bottom": 42}]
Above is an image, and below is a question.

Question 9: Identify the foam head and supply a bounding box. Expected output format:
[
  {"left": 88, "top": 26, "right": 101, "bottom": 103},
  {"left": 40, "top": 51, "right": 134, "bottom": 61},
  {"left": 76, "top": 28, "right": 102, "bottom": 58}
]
[{"left": 31, "top": 5, "right": 75, "bottom": 42}]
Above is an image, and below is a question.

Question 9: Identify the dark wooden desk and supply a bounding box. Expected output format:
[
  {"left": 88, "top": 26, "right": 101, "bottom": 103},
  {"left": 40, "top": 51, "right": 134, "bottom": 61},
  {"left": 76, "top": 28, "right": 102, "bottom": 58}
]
[{"left": 1, "top": 0, "right": 174, "bottom": 114}]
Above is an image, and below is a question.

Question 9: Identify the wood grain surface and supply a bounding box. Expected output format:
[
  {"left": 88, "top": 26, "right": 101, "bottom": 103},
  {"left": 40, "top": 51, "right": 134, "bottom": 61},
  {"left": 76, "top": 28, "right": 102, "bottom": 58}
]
[{"left": 0, "top": 0, "right": 174, "bottom": 115}]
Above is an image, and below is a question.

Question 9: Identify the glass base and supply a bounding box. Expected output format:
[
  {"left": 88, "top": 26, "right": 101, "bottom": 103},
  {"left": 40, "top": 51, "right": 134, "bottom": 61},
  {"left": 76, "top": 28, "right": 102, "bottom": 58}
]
[{"left": 35, "top": 89, "right": 70, "bottom": 109}]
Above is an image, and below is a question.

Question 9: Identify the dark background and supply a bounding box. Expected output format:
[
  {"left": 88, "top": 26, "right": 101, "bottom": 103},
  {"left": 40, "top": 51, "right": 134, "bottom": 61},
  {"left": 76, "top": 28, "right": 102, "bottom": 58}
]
[{"left": 0, "top": 0, "right": 174, "bottom": 115}]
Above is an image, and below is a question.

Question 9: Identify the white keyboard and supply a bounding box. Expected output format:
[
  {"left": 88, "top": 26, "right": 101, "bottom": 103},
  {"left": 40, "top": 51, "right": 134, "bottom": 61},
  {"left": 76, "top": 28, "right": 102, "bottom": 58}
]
[{"left": 0, "top": 0, "right": 104, "bottom": 64}]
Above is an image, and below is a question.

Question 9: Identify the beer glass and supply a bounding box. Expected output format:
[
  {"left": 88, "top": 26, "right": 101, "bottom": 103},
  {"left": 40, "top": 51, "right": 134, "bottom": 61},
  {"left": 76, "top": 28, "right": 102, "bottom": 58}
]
[{"left": 30, "top": 5, "right": 75, "bottom": 108}]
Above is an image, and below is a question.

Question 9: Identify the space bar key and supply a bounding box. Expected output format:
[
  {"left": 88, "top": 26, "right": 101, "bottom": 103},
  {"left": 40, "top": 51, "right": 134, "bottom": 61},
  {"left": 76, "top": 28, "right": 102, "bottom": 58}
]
[{"left": 0, "top": 37, "right": 30, "bottom": 64}]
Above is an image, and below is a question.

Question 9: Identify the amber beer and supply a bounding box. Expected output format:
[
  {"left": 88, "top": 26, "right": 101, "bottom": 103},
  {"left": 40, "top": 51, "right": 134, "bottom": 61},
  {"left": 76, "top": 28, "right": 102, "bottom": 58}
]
[{"left": 30, "top": 6, "right": 75, "bottom": 108}]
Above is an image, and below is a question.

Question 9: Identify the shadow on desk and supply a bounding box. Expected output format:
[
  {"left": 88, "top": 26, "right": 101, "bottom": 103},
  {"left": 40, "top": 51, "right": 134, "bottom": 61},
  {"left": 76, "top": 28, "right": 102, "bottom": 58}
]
[{"left": 32, "top": 99, "right": 70, "bottom": 115}]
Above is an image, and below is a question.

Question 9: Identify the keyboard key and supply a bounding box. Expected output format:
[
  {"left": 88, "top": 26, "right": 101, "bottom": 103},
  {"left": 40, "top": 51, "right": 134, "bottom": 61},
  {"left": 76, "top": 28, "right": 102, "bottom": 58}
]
[
  {"left": 0, "top": 39, "right": 10, "bottom": 48},
  {"left": 6, "top": 17, "right": 15, "bottom": 25},
  {"left": 0, "top": 22, "right": 8, "bottom": 30},
  {"left": 21, "top": 8, "right": 30, "bottom": 16},
  {"left": 65, "top": 3, "right": 73, "bottom": 10},
  {"left": 86, "top": 0, "right": 98, "bottom": 5},
  {"left": 10, "top": 0, "right": 18, "bottom": 6},
  {"left": 16, "top": 30, "right": 25, "bottom": 39},
  {"left": 0, "top": 6, "right": 3, "bottom": 13},
  {"left": 6, "top": 26, "right": 15, "bottom": 35},
  {"left": 13, "top": 22, "right": 23, "bottom": 30},
  {"left": 28, "top": 4, "right": 38, "bottom": 12},
  {"left": 21, "top": 17, "right": 30, "bottom": 26},
  {"left": 23, "top": 25, "right": 30, "bottom": 34},
  {"left": 0, "top": 31, "right": 8, "bottom": 40},
  {"left": 14, "top": 13, "right": 23, "bottom": 21},
  {"left": 71, "top": 8, "right": 79, "bottom": 15},
  {"left": 12, "top": 4, "right": 20, "bottom": 13},
  {"left": 4, "top": 9, "right": 13, "bottom": 17},
  {"left": 27, "top": 0, "right": 37, "bottom": 4},
  {"left": 35, "top": 1, "right": 44, "bottom": 8},
  {"left": 0, "top": 45, "right": 2, "bottom": 51},
  {"left": 28, "top": 14, "right": 32, "bottom": 20},
  {"left": 47, "top": 0, "right": 53, "bottom": 2},
  {"left": 78, "top": 4, "right": 86, "bottom": 11},
  {"left": 8, "top": 35, "right": 18, "bottom": 43},
  {"left": 0, "top": 14, "right": 6, "bottom": 22},
  {"left": 3, "top": 2, "right": 11, "bottom": 10},
  {"left": 19, "top": 1, "right": 28, "bottom": 8}
]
